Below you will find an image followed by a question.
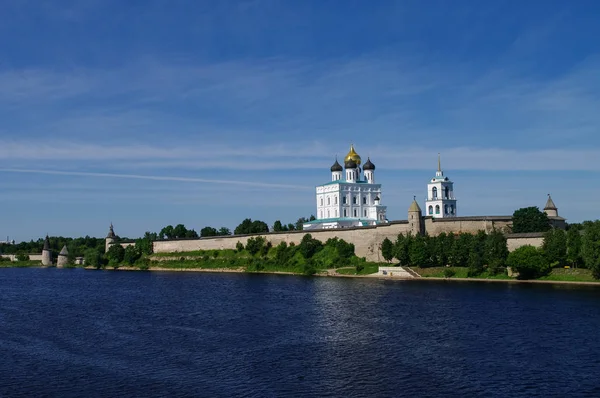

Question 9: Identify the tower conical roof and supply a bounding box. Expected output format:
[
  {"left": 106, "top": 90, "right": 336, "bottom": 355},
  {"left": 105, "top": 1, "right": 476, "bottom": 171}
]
[
  {"left": 43, "top": 235, "right": 50, "bottom": 251},
  {"left": 544, "top": 194, "right": 557, "bottom": 210},
  {"left": 408, "top": 197, "right": 422, "bottom": 212},
  {"left": 59, "top": 245, "right": 69, "bottom": 256},
  {"left": 107, "top": 223, "right": 116, "bottom": 238}
]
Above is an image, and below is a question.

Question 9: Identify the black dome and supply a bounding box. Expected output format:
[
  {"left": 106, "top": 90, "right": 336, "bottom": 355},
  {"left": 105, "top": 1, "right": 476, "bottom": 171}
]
[
  {"left": 344, "top": 159, "right": 357, "bottom": 169},
  {"left": 330, "top": 159, "right": 343, "bottom": 172},
  {"left": 363, "top": 157, "right": 375, "bottom": 170}
]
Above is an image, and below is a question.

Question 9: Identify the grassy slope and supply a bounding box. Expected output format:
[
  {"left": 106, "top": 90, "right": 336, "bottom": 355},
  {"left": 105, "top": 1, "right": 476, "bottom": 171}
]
[{"left": 415, "top": 266, "right": 597, "bottom": 282}]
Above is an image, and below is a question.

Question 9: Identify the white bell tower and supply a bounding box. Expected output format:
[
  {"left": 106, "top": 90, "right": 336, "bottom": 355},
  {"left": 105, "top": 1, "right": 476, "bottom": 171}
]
[{"left": 425, "top": 154, "right": 457, "bottom": 218}]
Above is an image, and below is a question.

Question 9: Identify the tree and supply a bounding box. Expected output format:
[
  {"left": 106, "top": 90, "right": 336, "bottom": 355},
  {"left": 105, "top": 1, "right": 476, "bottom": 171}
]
[
  {"left": 467, "top": 231, "right": 487, "bottom": 276},
  {"left": 582, "top": 221, "right": 600, "bottom": 279},
  {"left": 235, "top": 241, "right": 244, "bottom": 252},
  {"left": 409, "top": 234, "right": 429, "bottom": 267},
  {"left": 542, "top": 229, "right": 567, "bottom": 267},
  {"left": 201, "top": 227, "right": 219, "bottom": 237},
  {"left": 567, "top": 225, "right": 583, "bottom": 267},
  {"left": 135, "top": 237, "right": 153, "bottom": 255},
  {"left": 381, "top": 238, "right": 394, "bottom": 263},
  {"left": 234, "top": 219, "right": 269, "bottom": 235},
  {"left": 484, "top": 230, "right": 508, "bottom": 274},
  {"left": 394, "top": 234, "right": 411, "bottom": 266},
  {"left": 159, "top": 225, "right": 174, "bottom": 239},
  {"left": 295, "top": 217, "right": 308, "bottom": 231},
  {"left": 185, "top": 229, "right": 199, "bottom": 238},
  {"left": 512, "top": 207, "right": 551, "bottom": 233},
  {"left": 85, "top": 249, "right": 104, "bottom": 269},
  {"left": 16, "top": 252, "right": 29, "bottom": 262},
  {"left": 106, "top": 245, "right": 125, "bottom": 266},
  {"left": 287, "top": 223, "right": 296, "bottom": 231},
  {"left": 449, "top": 233, "right": 472, "bottom": 267},
  {"left": 273, "top": 220, "right": 284, "bottom": 232},
  {"left": 123, "top": 245, "right": 141, "bottom": 265},
  {"left": 218, "top": 227, "right": 231, "bottom": 236},
  {"left": 246, "top": 236, "right": 267, "bottom": 256},
  {"left": 299, "top": 234, "right": 323, "bottom": 259},
  {"left": 507, "top": 245, "right": 549, "bottom": 280},
  {"left": 173, "top": 224, "right": 188, "bottom": 239}
]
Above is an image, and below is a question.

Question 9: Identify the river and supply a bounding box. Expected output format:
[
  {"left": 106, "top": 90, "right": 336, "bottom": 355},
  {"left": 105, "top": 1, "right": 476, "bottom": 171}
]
[{"left": 1, "top": 268, "right": 599, "bottom": 397}]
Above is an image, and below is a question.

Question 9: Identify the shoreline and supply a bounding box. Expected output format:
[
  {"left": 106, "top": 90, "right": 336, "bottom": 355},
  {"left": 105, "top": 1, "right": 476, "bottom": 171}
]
[{"left": 3, "top": 265, "right": 600, "bottom": 286}]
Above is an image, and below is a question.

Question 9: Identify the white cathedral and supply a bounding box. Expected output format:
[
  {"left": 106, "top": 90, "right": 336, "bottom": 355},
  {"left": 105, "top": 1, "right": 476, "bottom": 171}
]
[
  {"left": 303, "top": 145, "right": 388, "bottom": 230},
  {"left": 304, "top": 145, "right": 458, "bottom": 230}
]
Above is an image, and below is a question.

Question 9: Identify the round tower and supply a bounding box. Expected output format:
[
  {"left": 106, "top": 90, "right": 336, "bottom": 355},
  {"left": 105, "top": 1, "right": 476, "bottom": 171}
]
[
  {"left": 105, "top": 223, "right": 116, "bottom": 253},
  {"left": 544, "top": 194, "right": 558, "bottom": 217},
  {"left": 408, "top": 197, "right": 424, "bottom": 236},
  {"left": 41, "top": 235, "right": 52, "bottom": 266},
  {"left": 57, "top": 245, "right": 69, "bottom": 268}
]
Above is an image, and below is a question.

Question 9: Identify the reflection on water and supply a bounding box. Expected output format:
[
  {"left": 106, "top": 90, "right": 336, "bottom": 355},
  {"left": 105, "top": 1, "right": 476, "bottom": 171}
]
[{"left": 0, "top": 268, "right": 599, "bottom": 397}]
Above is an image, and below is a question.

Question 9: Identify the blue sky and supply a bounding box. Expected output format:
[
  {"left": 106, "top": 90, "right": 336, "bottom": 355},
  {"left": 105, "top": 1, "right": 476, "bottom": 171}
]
[{"left": 1, "top": 0, "right": 599, "bottom": 241}]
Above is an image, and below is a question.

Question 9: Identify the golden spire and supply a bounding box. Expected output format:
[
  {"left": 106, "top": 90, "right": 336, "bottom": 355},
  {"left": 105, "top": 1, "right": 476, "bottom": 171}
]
[{"left": 344, "top": 144, "right": 362, "bottom": 165}]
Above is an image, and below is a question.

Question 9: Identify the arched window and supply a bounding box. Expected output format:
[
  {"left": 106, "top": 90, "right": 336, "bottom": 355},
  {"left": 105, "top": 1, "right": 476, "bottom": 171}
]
[
  {"left": 428, "top": 205, "right": 433, "bottom": 215},
  {"left": 344, "top": 209, "right": 347, "bottom": 217},
  {"left": 343, "top": 196, "right": 347, "bottom": 204},
  {"left": 353, "top": 196, "right": 357, "bottom": 204},
  {"left": 364, "top": 209, "right": 367, "bottom": 217},
  {"left": 444, "top": 205, "right": 448, "bottom": 214},
  {"left": 354, "top": 209, "right": 357, "bottom": 217},
  {"left": 327, "top": 210, "right": 330, "bottom": 218},
  {"left": 432, "top": 187, "right": 438, "bottom": 199},
  {"left": 362, "top": 196, "right": 367, "bottom": 205},
  {"left": 435, "top": 205, "right": 440, "bottom": 214},
  {"left": 444, "top": 186, "right": 449, "bottom": 199},
  {"left": 327, "top": 197, "right": 330, "bottom": 205},
  {"left": 450, "top": 205, "right": 455, "bottom": 214},
  {"left": 335, "top": 196, "right": 338, "bottom": 205}
]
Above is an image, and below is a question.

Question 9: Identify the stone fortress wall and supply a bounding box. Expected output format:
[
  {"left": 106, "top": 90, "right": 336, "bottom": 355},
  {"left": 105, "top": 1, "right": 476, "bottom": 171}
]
[{"left": 147, "top": 216, "right": 543, "bottom": 262}]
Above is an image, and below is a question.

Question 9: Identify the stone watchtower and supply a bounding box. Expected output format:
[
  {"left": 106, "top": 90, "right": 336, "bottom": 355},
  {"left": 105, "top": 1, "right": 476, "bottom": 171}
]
[
  {"left": 57, "top": 245, "right": 69, "bottom": 268},
  {"left": 105, "top": 223, "right": 116, "bottom": 253},
  {"left": 41, "top": 235, "right": 52, "bottom": 266},
  {"left": 544, "top": 194, "right": 558, "bottom": 217},
  {"left": 408, "top": 197, "right": 424, "bottom": 236}
]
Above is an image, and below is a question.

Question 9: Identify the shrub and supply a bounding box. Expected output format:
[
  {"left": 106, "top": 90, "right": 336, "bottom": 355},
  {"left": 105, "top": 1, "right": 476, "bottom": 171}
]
[
  {"left": 236, "top": 241, "right": 244, "bottom": 252},
  {"left": 443, "top": 268, "right": 456, "bottom": 278},
  {"left": 507, "top": 245, "right": 549, "bottom": 279},
  {"left": 16, "top": 253, "right": 30, "bottom": 262}
]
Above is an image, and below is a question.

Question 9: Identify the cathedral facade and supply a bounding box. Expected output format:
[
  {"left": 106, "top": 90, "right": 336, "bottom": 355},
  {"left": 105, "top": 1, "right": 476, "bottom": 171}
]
[{"left": 303, "top": 145, "right": 388, "bottom": 230}]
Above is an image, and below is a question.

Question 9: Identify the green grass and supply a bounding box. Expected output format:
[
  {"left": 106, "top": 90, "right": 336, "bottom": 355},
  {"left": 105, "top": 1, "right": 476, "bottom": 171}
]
[
  {"left": 336, "top": 263, "right": 380, "bottom": 275},
  {"left": 539, "top": 268, "right": 596, "bottom": 282},
  {"left": 152, "top": 249, "right": 240, "bottom": 258},
  {"left": 416, "top": 267, "right": 511, "bottom": 279},
  {"left": 0, "top": 260, "right": 41, "bottom": 268}
]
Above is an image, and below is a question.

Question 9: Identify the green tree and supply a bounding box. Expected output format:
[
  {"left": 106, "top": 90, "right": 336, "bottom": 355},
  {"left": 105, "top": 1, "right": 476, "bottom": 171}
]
[
  {"left": 273, "top": 220, "right": 284, "bottom": 232},
  {"left": 135, "top": 237, "right": 153, "bottom": 255},
  {"left": 394, "top": 234, "right": 411, "bottom": 265},
  {"left": 16, "top": 252, "right": 29, "bottom": 262},
  {"left": 287, "top": 223, "right": 296, "bottom": 231},
  {"left": 542, "top": 229, "right": 567, "bottom": 267},
  {"left": 218, "top": 227, "right": 232, "bottom": 236},
  {"left": 467, "top": 231, "right": 487, "bottom": 276},
  {"left": 246, "top": 236, "right": 267, "bottom": 256},
  {"left": 85, "top": 249, "right": 104, "bottom": 269},
  {"left": 159, "top": 225, "right": 174, "bottom": 239},
  {"left": 299, "top": 234, "right": 323, "bottom": 259},
  {"left": 106, "top": 245, "right": 125, "bottom": 267},
  {"left": 173, "top": 224, "right": 188, "bottom": 239},
  {"left": 235, "top": 241, "right": 244, "bottom": 252},
  {"left": 484, "top": 230, "right": 508, "bottom": 275},
  {"left": 567, "top": 225, "right": 583, "bottom": 267},
  {"left": 123, "top": 245, "right": 141, "bottom": 265},
  {"left": 449, "top": 233, "right": 472, "bottom": 267},
  {"left": 512, "top": 207, "right": 551, "bottom": 233},
  {"left": 234, "top": 219, "right": 269, "bottom": 235},
  {"left": 201, "top": 227, "right": 219, "bottom": 237},
  {"left": 409, "top": 234, "right": 428, "bottom": 267},
  {"left": 185, "top": 229, "right": 199, "bottom": 238},
  {"left": 582, "top": 221, "right": 600, "bottom": 279},
  {"left": 295, "top": 217, "right": 308, "bottom": 231},
  {"left": 507, "top": 245, "right": 549, "bottom": 280},
  {"left": 381, "top": 238, "right": 394, "bottom": 262}
]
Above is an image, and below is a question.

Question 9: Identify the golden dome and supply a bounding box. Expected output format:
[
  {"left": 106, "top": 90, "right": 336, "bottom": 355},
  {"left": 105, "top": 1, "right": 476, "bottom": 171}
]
[{"left": 344, "top": 144, "right": 362, "bottom": 165}]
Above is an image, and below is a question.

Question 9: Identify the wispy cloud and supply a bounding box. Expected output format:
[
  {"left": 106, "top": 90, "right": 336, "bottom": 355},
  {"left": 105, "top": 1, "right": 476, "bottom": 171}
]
[{"left": 0, "top": 168, "right": 311, "bottom": 190}]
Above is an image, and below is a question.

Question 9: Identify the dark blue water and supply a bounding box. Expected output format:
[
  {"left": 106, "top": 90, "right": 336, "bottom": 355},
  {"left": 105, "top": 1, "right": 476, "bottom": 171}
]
[{"left": 1, "top": 269, "right": 600, "bottom": 397}]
